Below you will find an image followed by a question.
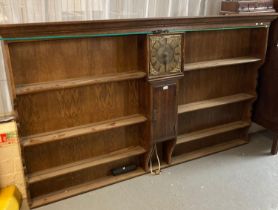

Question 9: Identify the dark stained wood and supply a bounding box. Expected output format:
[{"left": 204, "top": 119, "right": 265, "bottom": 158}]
[
  {"left": 253, "top": 8, "right": 278, "bottom": 137},
  {"left": 151, "top": 82, "right": 177, "bottom": 142},
  {"left": 271, "top": 134, "right": 278, "bottom": 155}
]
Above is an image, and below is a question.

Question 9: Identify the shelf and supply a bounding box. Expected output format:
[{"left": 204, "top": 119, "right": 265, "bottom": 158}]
[
  {"left": 31, "top": 167, "right": 145, "bottom": 208},
  {"left": 22, "top": 114, "right": 147, "bottom": 147},
  {"left": 28, "top": 146, "right": 146, "bottom": 184},
  {"left": 177, "top": 121, "right": 250, "bottom": 145},
  {"left": 16, "top": 71, "right": 146, "bottom": 95},
  {"left": 178, "top": 93, "right": 255, "bottom": 114},
  {"left": 173, "top": 139, "right": 248, "bottom": 165},
  {"left": 184, "top": 57, "right": 261, "bottom": 71}
]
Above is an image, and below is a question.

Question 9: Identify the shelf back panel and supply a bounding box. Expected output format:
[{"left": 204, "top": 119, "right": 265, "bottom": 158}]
[
  {"left": 174, "top": 129, "right": 247, "bottom": 156},
  {"left": 17, "top": 80, "right": 142, "bottom": 136},
  {"left": 24, "top": 125, "right": 143, "bottom": 173},
  {"left": 9, "top": 35, "right": 142, "bottom": 85},
  {"left": 178, "top": 102, "right": 247, "bottom": 134},
  {"left": 179, "top": 64, "right": 258, "bottom": 105}
]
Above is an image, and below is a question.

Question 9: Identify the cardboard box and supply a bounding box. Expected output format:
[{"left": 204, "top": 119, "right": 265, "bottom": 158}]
[{"left": 0, "top": 121, "right": 27, "bottom": 199}]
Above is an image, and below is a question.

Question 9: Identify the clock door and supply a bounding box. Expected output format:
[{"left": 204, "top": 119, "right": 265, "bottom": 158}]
[{"left": 151, "top": 82, "right": 177, "bottom": 142}]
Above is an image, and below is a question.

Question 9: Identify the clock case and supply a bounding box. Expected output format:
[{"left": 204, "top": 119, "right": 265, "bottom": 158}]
[{"left": 145, "top": 33, "right": 184, "bottom": 166}]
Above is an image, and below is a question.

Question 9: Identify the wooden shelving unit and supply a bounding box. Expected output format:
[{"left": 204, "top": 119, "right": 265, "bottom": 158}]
[
  {"left": 177, "top": 121, "right": 250, "bottom": 145},
  {"left": 184, "top": 57, "right": 261, "bottom": 71},
  {"left": 22, "top": 114, "right": 147, "bottom": 146},
  {"left": 1, "top": 14, "right": 276, "bottom": 208},
  {"left": 2, "top": 33, "right": 151, "bottom": 207},
  {"left": 16, "top": 71, "right": 146, "bottom": 95},
  {"left": 178, "top": 93, "right": 255, "bottom": 114}
]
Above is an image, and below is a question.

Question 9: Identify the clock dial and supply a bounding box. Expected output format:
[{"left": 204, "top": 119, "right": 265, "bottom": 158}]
[{"left": 149, "top": 34, "right": 182, "bottom": 76}]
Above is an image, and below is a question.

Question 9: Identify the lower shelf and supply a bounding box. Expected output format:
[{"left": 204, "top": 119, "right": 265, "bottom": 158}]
[
  {"left": 28, "top": 146, "right": 146, "bottom": 184},
  {"left": 31, "top": 168, "right": 145, "bottom": 208},
  {"left": 177, "top": 121, "right": 250, "bottom": 145},
  {"left": 172, "top": 138, "right": 248, "bottom": 165}
]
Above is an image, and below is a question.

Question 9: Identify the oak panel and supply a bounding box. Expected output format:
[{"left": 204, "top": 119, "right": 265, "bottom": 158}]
[
  {"left": 178, "top": 102, "right": 248, "bottom": 134},
  {"left": 184, "top": 29, "right": 251, "bottom": 63},
  {"left": 17, "top": 80, "right": 141, "bottom": 136},
  {"left": 178, "top": 65, "right": 258, "bottom": 105},
  {"left": 9, "top": 36, "right": 141, "bottom": 85}
]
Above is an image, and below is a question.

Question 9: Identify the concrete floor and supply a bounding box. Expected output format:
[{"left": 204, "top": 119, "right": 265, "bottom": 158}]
[{"left": 23, "top": 131, "right": 278, "bottom": 210}]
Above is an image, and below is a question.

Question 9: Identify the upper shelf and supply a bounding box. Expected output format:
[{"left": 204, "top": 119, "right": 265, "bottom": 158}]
[
  {"left": 184, "top": 57, "right": 261, "bottom": 72},
  {"left": 22, "top": 114, "right": 147, "bottom": 147},
  {"left": 16, "top": 71, "right": 146, "bottom": 95}
]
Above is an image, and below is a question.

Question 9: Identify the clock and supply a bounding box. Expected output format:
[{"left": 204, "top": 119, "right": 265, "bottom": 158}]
[{"left": 149, "top": 34, "right": 182, "bottom": 77}]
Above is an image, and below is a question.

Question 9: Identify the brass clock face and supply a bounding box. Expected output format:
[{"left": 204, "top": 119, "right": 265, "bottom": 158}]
[{"left": 149, "top": 34, "right": 182, "bottom": 77}]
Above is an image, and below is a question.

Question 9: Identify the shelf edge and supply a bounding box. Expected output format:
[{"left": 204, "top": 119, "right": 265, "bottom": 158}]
[
  {"left": 184, "top": 57, "right": 261, "bottom": 72},
  {"left": 16, "top": 71, "right": 146, "bottom": 95},
  {"left": 178, "top": 93, "right": 255, "bottom": 114},
  {"left": 22, "top": 114, "right": 147, "bottom": 147}
]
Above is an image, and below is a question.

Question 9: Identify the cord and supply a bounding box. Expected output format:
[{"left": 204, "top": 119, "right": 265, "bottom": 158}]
[{"left": 149, "top": 144, "right": 161, "bottom": 175}]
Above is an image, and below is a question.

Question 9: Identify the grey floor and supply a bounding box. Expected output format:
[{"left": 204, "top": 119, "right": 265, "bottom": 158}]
[{"left": 23, "top": 131, "right": 278, "bottom": 210}]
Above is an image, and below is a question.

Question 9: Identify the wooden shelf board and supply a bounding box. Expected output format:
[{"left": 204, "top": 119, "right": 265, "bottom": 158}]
[
  {"left": 22, "top": 114, "right": 147, "bottom": 147},
  {"left": 172, "top": 139, "right": 248, "bottom": 165},
  {"left": 28, "top": 146, "right": 146, "bottom": 184},
  {"left": 184, "top": 57, "right": 261, "bottom": 71},
  {"left": 177, "top": 121, "right": 250, "bottom": 145},
  {"left": 178, "top": 93, "right": 255, "bottom": 114},
  {"left": 31, "top": 167, "right": 145, "bottom": 208},
  {"left": 16, "top": 71, "right": 146, "bottom": 95}
]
